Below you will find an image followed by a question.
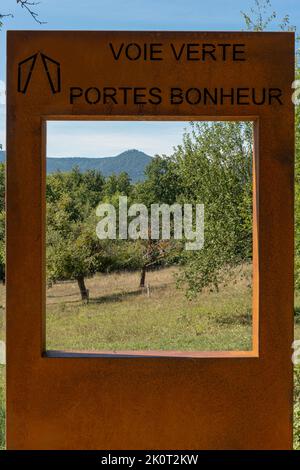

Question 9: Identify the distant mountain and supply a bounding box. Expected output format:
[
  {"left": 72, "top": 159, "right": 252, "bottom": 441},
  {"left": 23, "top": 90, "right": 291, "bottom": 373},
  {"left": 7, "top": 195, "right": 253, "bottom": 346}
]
[{"left": 0, "top": 149, "right": 152, "bottom": 182}]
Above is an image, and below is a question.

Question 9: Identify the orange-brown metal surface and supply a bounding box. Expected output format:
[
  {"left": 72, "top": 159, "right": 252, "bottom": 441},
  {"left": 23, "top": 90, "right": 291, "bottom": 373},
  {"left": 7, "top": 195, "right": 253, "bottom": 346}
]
[{"left": 6, "top": 31, "right": 294, "bottom": 449}]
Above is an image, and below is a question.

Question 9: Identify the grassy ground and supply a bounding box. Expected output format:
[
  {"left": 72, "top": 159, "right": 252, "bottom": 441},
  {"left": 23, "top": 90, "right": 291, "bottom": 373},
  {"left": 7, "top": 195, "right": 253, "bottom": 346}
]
[
  {"left": 0, "top": 265, "right": 299, "bottom": 448},
  {"left": 46, "top": 265, "right": 253, "bottom": 352}
]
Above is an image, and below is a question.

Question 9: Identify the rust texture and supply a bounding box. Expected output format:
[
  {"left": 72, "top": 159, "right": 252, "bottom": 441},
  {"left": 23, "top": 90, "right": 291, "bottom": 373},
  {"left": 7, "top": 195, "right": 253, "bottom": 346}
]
[{"left": 6, "top": 31, "right": 294, "bottom": 449}]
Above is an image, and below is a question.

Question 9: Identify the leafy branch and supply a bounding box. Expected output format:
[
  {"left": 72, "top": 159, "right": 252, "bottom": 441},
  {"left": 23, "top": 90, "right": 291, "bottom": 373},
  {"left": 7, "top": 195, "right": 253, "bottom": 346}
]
[
  {"left": 241, "top": 0, "right": 297, "bottom": 32},
  {"left": 241, "top": 0, "right": 299, "bottom": 64}
]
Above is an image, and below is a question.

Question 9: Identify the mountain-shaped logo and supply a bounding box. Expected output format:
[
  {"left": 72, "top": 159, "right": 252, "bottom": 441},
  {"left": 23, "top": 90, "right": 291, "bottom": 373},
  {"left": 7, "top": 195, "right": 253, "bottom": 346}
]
[{"left": 18, "top": 52, "right": 61, "bottom": 94}]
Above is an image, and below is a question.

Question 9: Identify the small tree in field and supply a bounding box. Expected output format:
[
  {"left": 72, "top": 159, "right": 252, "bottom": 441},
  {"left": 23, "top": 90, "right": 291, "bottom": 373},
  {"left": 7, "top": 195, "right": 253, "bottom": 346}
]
[
  {"left": 47, "top": 212, "right": 112, "bottom": 300},
  {"left": 46, "top": 168, "right": 108, "bottom": 300},
  {"left": 132, "top": 156, "right": 183, "bottom": 287}
]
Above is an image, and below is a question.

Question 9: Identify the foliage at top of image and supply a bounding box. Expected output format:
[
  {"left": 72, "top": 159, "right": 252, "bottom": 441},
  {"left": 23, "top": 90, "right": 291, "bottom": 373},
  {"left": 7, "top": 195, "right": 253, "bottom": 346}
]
[
  {"left": 241, "top": 0, "right": 291, "bottom": 32},
  {"left": 0, "top": 1, "right": 45, "bottom": 28},
  {"left": 241, "top": 0, "right": 300, "bottom": 64}
]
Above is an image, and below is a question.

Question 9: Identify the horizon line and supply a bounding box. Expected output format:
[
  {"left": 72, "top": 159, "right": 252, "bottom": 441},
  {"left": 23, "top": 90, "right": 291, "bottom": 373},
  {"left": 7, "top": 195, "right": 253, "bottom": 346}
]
[{"left": 0, "top": 148, "right": 154, "bottom": 159}]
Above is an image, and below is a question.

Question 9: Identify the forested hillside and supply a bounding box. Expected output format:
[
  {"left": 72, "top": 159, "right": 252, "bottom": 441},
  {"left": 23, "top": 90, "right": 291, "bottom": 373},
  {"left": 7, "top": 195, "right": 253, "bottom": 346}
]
[{"left": 0, "top": 149, "right": 152, "bottom": 182}]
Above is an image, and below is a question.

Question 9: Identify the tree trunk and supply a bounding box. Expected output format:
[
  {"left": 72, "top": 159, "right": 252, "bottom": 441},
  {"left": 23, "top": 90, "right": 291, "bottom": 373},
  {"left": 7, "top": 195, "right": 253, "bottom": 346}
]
[
  {"left": 77, "top": 275, "right": 88, "bottom": 301},
  {"left": 140, "top": 265, "right": 147, "bottom": 288}
]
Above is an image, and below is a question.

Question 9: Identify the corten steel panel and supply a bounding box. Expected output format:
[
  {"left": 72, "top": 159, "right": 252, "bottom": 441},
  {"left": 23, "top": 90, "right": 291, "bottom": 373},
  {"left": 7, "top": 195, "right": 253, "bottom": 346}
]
[{"left": 6, "top": 31, "right": 294, "bottom": 449}]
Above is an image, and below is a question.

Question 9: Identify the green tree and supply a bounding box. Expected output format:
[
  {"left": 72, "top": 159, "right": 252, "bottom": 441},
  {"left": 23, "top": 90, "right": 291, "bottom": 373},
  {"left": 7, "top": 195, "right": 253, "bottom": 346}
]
[
  {"left": 98, "top": 176, "right": 150, "bottom": 283},
  {"left": 103, "top": 172, "right": 132, "bottom": 198},
  {"left": 135, "top": 155, "right": 182, "bottom": 206},
  {"left": 46, "top": 168, "right": 106, "bottom": 300},
  {"left": 46, "top": 167, "right": 105, "bottom": 209},
  {"left": 47, "top": 212, "right": 110, "bottom": 301},
  {"left": 132, "top": 156, "right": 183, "bottom": 287},
  {"left": 174, "top": 121, "right": 253, "bottom": 296}
]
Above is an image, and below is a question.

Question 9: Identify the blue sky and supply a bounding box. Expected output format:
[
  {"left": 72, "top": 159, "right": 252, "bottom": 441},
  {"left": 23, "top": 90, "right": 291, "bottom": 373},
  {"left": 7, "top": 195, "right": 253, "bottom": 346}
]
[
  {"left": 1, "top": 0, "right": 299, "bottom": 156},
  {"left": 46, "top": 121, "right": 190, "bottom": 157}
]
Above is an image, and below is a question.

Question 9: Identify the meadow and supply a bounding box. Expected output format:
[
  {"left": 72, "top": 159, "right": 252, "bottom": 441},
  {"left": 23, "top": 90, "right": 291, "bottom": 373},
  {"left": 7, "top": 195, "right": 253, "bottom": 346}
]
[{"left": 46, "top": 265, "right": 253, "bottom": 352}]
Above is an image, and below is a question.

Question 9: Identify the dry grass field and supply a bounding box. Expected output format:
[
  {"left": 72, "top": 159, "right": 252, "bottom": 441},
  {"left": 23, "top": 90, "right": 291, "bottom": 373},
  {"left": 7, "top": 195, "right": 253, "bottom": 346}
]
[{"left": 45, "top": 265, "right": 253, "bottom": 352}]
